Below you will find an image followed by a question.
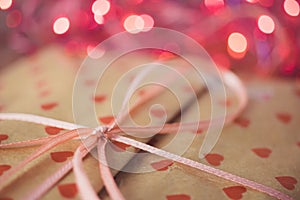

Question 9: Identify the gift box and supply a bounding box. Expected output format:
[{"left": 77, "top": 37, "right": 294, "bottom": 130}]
[
  {"left": 0, "top": 45, "right": 299, "bottom": 200},
  {"left": 0, "top": 46, "right": 206, "bottom": 199}
]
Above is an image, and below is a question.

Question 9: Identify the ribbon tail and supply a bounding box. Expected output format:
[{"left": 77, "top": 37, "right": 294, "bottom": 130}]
[
  {"left": 98, "top": 138, "right": 125, "bottom": 200},
  {"left": 0, "top": 129, "right": 87, "bottom": 188},
  {"left": 114, "top": 135, "right": 293, "bottom": 200},
  {"left": 0, "top": 136, "right": 55, "bottom": 148},
  {"left": 73, "top": 137, "right": 100, "bottom": 200},
  {"left": 0, "top": 113, "right": 85, "bottom": 130},
  {"left": 24, "top": 161, "right": 73, "bottom": 200}
]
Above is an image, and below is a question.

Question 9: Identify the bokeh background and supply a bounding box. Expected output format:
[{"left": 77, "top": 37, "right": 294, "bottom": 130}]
[{"left": 0, "top": 0, "right": 299, "bottom": 77}]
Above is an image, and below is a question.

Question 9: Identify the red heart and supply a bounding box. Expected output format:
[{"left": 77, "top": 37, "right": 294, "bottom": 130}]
[
  {"left": 195, "top": 129, "right": 203, "bottom": 134},
  {"left": 150, "top": 160, "right": 173, "bottom": 171},
  {"left": 158, "top": 52, "right": 176, "bottom": 60},
  {"left": 276, "top": 113, "right": 291, "bottom": 124},
  {"left": 166, "top": 194, "right": 191, "bottom": 200},
  {"left": 275, "top": 176, "right": 298, "bottom": 190},
  {"left": 44, "top": 126, "right": 64, "bottom": 135},
  {"left": 234, "top": 118, "right": 250, "bottom": 128},
  {"left": 58, "top": 183, "right": 78, "bottom": 198},
  {"left": 0, "top": 165, "right": 11, "bottom": 176},
  {"left": 93, "top": 94, "right": 106, "bottom": 103},
  {"left": 38, "top": 90, "right": 51, "bottom": 98},
  {"left": 223, "top": 186, "right": 247, "bottom": 200},
  {"left": 0, "top": 134, "right": 8, "bottom": 143},
  {"left": 252, "top": 148, "right": 272, "bottom": 158},
  {"left": 99, "top": 116, "right": 114, "bottom": 124},
  {"left": 41, "top": 102, "right": 58, "bottom": 110},
  {"left": 205, "top": 153, "right": 224, "bottom": 166},
  {"left": 150, "top": 108, "right": 166, "bottom": 118},
  {"left": 50, "top": 151, "right": 74, "bottom": 162},
  {"left": 111, "top": 141, "right": 131, "bottom": 152}
]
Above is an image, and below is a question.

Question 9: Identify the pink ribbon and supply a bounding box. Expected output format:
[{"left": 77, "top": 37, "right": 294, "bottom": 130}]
[{"left": 0, "top": 70, "right": 293, "bottom": 200}]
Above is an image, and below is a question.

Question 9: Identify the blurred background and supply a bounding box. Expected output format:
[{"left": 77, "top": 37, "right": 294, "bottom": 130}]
[{"left": 0, "top": 0, "right": 299, "bottom": 77}]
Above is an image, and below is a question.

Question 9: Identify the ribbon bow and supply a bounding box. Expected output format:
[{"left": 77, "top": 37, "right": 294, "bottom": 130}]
[{"left": 0, "top": 69, "right": 292, "bottom": 200}]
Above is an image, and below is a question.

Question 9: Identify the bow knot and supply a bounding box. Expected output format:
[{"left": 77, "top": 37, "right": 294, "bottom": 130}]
[{"left": 92, "top": 125, "right": 109, "bottom": 139}]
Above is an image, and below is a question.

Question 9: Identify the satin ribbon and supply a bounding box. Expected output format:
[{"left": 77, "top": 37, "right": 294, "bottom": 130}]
[{"left": 0, "top": 69, "right": 293, "bottom": 200}]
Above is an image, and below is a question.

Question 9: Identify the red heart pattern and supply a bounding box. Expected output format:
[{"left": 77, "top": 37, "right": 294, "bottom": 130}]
[
  {"left": 93, "top": 94, "right": 106, "bottom": 103},
  {"left": 58, "top": 183, "right": 78, "bottom": 198},
  {"left": 0, "top": 134, "right": 8, "bottom": 143},
  {"left": 99, "top": 116, "right": 114, "bottom": 124},
  {"left": 234, "top": 118, "right": 250, "bottom": 128},
  {"left": 111, "top": 141, "right": 131, "bottom": 152},
  {"left": 166, "top": 194, "right": 191, "bottom": 200},
  {"left": 195, "top": 129, "right": 203, "bottom": 134},
  {"left": 150, "top": 160, "right": 173, "bottom": 171},
  {"left": 41, "top": 102, "right": 58, "bottom": 110},
  {"left": 0, "top": 165, "right": 11, "bottom": 176},
  {"left": 205, "top": 153, "right": 224, "bottom": 166},
  {"left": 38, "top": 90, "right": 51, "bottom": 98},
  {"left": 50, "top": 151, "right": 74, "bottom": 162},
  {"left": 276, "top": 113, "right": 291, "bottom": 124},
  {"left": 275, "top": 176, "right": 297, "bottom": 190},
  {"left": 44, "top": 126, "right": 64, "bottom": 135},
  {"left": 223, "top": 186, "right": 247, "bottom": 200},
  {"left": 252, "top": 148, "right": 272, "bottom": 158},
  {"left": 158, "top": 52, "right": 176, "bottom": 61},
  {"left": 1, "top": 56, "right": 300, "bottom": 200}
]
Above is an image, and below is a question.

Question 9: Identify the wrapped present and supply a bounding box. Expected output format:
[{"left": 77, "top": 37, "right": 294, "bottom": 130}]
[
  {"left": 0, "top": 46, "right": 206, "bottom": 199},
  {"left": 1, "top": 45, "right": 297, "bottom": 200}
]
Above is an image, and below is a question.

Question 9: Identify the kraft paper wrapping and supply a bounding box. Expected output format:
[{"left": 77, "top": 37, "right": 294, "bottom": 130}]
[
  {"left": 0, "top": 46, "right": 205, "bottom": 199},
  {"left": 102, "top": 75, "right": 300, "bottom": 200}
]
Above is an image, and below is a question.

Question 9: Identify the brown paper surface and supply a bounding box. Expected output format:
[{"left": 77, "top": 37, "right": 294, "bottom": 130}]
[
  {"left": 102, "top": 75, "right": 300, "bottom": 200},
  {"left": 0, "top": 46, "right": 205, "bottom": 199}
]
